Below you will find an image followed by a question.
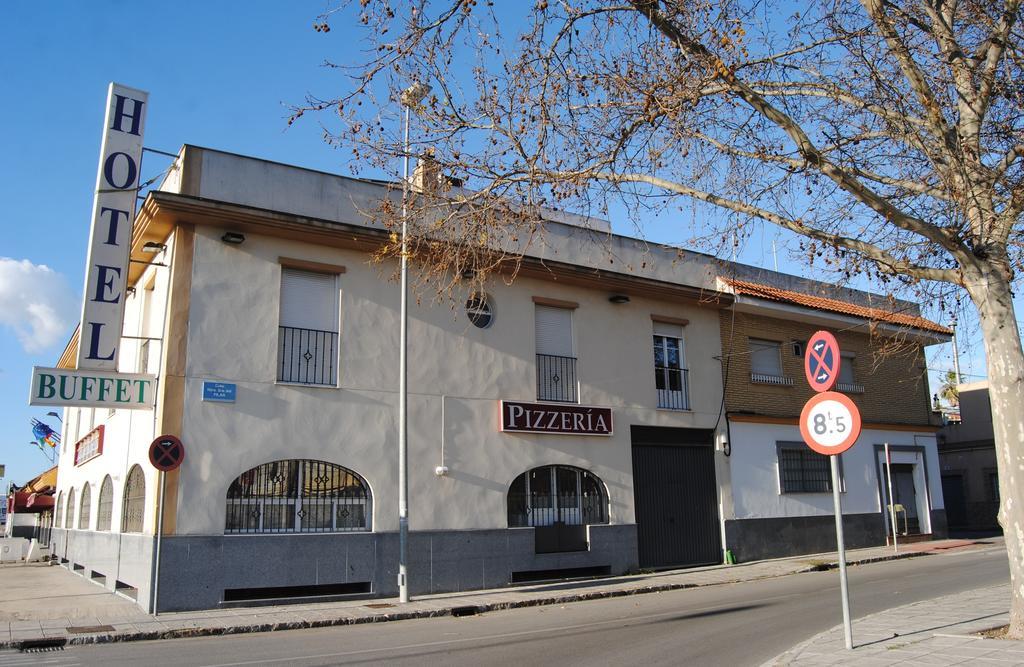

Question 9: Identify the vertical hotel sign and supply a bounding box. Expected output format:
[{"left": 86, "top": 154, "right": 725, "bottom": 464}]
[
  {"left": 77, "top": 83, "right": 149, "bottom": 370},
  {"left": 29, "top": 84, "right": 156, "bottom": 412}
]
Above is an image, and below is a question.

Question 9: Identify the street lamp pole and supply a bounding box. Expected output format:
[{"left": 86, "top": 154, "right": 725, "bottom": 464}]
[{"left": 398, "top": 81, "right": 431, "bottom": 604}]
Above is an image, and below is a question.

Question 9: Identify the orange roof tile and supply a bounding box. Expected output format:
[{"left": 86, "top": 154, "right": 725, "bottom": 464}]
[{"left": 724, "top": 278, "right": 952, "bottom": 335}]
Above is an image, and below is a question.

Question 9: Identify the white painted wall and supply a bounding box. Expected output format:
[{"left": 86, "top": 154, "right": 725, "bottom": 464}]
[
  {"left": 728, "top": 421, "right": 943, "bottom": 522},
  {"left": 173, "top": 227, "right": 726, "bottom": 535},
  {"left": 53, "top": 243, "right": 172, "bottom": 536}
]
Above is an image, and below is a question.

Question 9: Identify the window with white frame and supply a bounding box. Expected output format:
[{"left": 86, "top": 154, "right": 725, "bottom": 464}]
[
  {"left": 653, "top": 321, "right": 689, "bottom": 409},
  {"left": 750, "top": 338, "right": 791, "bottom": 385},
  {"left": 225, "top": 459, "right": 370, "bottom": 534},
  {"left": 138, "top": 275, "right": 158, "bottom": 374},
  {"left": 278, "top": 268, "right": 339, "bottom": 386},
  {"left": 535, "top": 304, "right": 577, "bottom": 402}
]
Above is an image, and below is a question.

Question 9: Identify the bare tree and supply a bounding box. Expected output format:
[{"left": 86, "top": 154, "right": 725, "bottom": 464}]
[{"left": 297, "top": 0, "right": 1024, "bottom": 635}]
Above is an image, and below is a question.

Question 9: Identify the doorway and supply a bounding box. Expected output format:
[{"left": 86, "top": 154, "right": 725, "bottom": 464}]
[
  {"left": 631, "top": 426, "right": 720, "bottom": 568},
  {"left": 889, "top": 463, "right": 921, "bottom": 534}
]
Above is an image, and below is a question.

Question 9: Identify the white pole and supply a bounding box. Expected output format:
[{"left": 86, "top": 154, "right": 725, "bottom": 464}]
[
  {"left": 398, "top": 102, "right": 411, "bottom": 604},
  {"left": 153, "top": 470, "right": 166, "bottom": 615},
  {"left": 831, "top": 455, "right": 853, "bottom": 650},
  {"left": 395, "top": 81, "right": 431, "bottom": 604},
  {"left": 885, "top": 443, "right": 898, "bottom": 554}
]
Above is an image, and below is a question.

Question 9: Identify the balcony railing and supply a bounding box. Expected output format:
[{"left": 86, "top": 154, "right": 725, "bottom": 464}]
[
  {"left": 656, "top": 367, "right": 690, "bottom": 410},
  {"left": 835, "top": 381, "right": 865, "bottom": 394},
  {"left": 537, "top": 354, "right": 578, "bottom": 403},
  {"left": 751, "top": 372, "right": 794, "bottom": 386},
  {"left": 278, "top": 326, "right": 338, "bottom": 386}
]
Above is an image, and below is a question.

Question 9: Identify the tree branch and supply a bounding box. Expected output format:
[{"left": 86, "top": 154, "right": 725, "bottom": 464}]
[
  {"left": 592, "top": 169, "right": 959, "bottom": 282},
  {"left": 629, "top": 0, "right": 964, "bottom": 255}
]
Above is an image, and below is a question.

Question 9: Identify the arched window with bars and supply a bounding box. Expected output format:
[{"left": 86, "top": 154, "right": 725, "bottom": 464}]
[
  {"left": 78, "top": 483, "right": 91, "bottom": 530},
  {"left": 96, "top": 476, "right": 113, "bottom": 531},
  {"left": 122, "top": 465, "right": 146, "bottom": 533},
  {"left": 65, "top": 488, "right": 76, "bottom": 530},
  {"left": 225, "top": 460, "right": 371, "bottom": 534},
  {"left": 54, "top": 492, "right": 64, "bottom": 529},
  {"left": 507, "top": 465, "right": 609, "bottom": 528}
]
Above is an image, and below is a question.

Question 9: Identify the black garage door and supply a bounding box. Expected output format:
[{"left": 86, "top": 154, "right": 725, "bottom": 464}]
[{"left": 632, "top": 426, "right": 721, "bottom": 568}]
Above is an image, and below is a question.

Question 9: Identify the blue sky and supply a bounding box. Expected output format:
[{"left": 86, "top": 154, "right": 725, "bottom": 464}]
[{"left": 0, "top": 2, "right": 976, "bottom": 487}]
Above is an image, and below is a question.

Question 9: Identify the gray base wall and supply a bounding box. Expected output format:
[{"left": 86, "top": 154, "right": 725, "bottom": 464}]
[
  {"left": 51, "top": 528, "right": 155, "bottom": 609},
  {"left": 724, "top": 513, "right": 886, "bottom": 563},
  {"left": 52, "top": 524, "right": 638, "bottom": 612},
  {"left": 930, "top": 509, "right": 949, "bottom": 538}
]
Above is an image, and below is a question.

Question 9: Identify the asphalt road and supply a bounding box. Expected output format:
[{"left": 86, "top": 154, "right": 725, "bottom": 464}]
[{"left": 7, "top": 543, "right": 1010, "bottom": 667}]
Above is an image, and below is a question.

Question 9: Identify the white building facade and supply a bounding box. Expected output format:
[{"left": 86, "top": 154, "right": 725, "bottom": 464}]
[
  {"left": 50, "top": 146, "right": 737, "bottom": 611},
  {"left": 48, "top": 146, "right": 948, "bottom": 611}
]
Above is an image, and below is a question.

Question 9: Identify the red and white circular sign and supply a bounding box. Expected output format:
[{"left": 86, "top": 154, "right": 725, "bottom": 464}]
[
  {"left": 799, "top": 391, "right": 862, "bottom": 456},
  {"left": 804, "top": 330, "right": 841, "bottom": 393},
  {"left": 148, "top": 435, "right": 185, "bottom": 472}
]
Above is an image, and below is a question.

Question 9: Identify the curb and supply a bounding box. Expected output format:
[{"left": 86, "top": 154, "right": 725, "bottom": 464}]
[{"left": 4, "top": 549, "right": 937, "bottom": 650}]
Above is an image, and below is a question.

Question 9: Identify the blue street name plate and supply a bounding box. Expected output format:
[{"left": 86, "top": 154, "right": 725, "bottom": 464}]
[{"left": 202, "top": 381, "right": 237, "bottom": 403}]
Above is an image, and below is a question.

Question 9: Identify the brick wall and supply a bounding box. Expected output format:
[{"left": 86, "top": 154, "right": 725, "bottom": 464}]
[{"left": 719, "top": 310, "right": 933, "bottom": 425}]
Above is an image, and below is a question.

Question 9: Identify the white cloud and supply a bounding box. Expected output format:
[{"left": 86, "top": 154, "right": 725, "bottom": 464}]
[{"left": 0, "top": 258, "right": 77, "bottom": 353}]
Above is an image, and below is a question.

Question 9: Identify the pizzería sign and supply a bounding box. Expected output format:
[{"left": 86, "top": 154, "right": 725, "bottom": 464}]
[{"left": 500, "top": 400, "right": 613, "bottom": 436}]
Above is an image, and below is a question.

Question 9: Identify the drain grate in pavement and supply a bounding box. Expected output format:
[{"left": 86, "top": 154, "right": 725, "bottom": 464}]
[
  {"left": 66, "top": 625, "right": 116, "bottom": 634},
  {"left": 451, "top": 606, "right": 480, "bottom": 617},
  {"left": 18, "top": 638, "right": 67, "bottom": 652},
  {"left": 365, "top": 603, "right": 394, "bottom": 609}
]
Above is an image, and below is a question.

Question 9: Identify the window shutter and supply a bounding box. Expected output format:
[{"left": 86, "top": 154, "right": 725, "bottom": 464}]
[
  {"left": 653, "top": 321, "right": 683, "bottom": 339},
  {"left": 839, "top": 354, "right": 855, "bottom": 384},
  {"left": 750, "top": 339, "right": 782, "bottom": 375},
  {"left": 280, "top": 269, "right": 337, "bottom": 332},
  {"left": 535, "top": 305, "right": 573, "bottom": 357}
]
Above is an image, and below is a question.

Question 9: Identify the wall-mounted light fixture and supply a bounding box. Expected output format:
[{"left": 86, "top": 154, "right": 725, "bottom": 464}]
[
  {"left": 221, "top": 232, "right": 245, "bottom": 245},
  {"left": 608, "top": 294, "right": 630, "bottom": 304},
  {"left": 142, "top": 241, "right": 167, "bottom": 253}
]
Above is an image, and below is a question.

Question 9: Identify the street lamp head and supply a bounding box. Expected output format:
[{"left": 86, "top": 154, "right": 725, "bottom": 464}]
[{"left": 400, "top": 82, "right": 432, "bottom": 108}]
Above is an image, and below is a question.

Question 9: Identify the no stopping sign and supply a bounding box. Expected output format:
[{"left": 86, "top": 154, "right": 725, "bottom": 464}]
[{"left": 149, "top": 435, "right": 185, "bottom": 472}]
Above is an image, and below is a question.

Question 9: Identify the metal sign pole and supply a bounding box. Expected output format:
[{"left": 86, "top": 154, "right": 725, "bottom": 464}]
[
  {"left": 153, "top": 470, "right": 166, "bottom": 616},
  {"left": 831, "top": 454, "right": 853, "bottom": 649},
  {"left": 885, "top": 443, "right": 898, "bottom": 554}
]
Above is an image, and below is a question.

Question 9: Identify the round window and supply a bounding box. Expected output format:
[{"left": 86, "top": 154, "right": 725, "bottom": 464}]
[{"left": 465, "top": 295, "right": 493, "bottom": 329}]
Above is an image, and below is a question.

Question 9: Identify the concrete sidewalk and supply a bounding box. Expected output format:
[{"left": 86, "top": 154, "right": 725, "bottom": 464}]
[
  {"left": 0, "top": 537, "right": 1007, "bottom": 658},
  {"left": 766, "top": 584, "right": 1015, "bottom": 665}
]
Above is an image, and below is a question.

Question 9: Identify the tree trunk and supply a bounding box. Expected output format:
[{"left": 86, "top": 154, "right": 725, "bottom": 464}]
[{"left": 966, "top": 264, "right": 1024, "bottom": 638}]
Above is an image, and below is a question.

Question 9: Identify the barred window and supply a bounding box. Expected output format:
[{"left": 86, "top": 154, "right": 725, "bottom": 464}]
[
  {"left": 66, "top": 488, "right": 76, "bottom": 529},
  {"left": 97, "top": 476, "right": 113, "bottom": 531},
  {"left": 122, "top": 465, "right": 146, "bottom": 533},
  {"left": 508, "top": 465, "right": 609, "bottom": 527},
  {"left": 78, "top": 483, "right": 91, "bottom": 530},
  {"left": 778, "top": 443, "right": 840, "bottom": 493},
  {"left": 55, "top": 492, "right": 64, "bottom": 529},
  {"left": 225, "top": 460, "right": 371, "bottom": 534}
]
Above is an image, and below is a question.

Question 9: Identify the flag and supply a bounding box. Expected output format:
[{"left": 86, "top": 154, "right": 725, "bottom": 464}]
[{"left": 30, "top": 419, "right": 60, "bottom": 448}]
